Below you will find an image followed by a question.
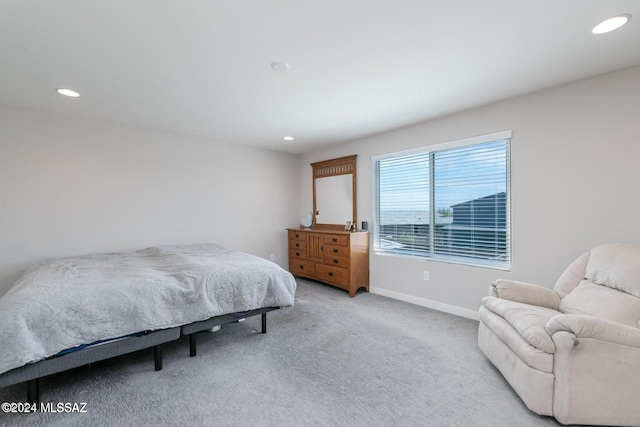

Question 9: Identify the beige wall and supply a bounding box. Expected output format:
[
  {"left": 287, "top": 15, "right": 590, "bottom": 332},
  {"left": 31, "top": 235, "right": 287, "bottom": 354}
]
[
  {"left": 299, "top": 65, "right": 640, "bottom": 318},
  {"left": 0, "top": 106, "right": 300, "bottom": 296}
]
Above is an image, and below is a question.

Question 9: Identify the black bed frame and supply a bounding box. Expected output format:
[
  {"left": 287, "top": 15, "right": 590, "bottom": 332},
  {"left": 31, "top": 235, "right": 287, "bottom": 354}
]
[
  {"left": 0, "top": 308, "right": 278, "bottom": 404},
  {"left": 181, "top": 307, "right": 277, "bottom": 357}
]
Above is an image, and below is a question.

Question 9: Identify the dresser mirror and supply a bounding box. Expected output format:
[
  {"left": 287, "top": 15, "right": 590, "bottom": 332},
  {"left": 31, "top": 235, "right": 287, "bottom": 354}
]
[{"left": 311, "top": 155, "right": 357, "bottom": 230}]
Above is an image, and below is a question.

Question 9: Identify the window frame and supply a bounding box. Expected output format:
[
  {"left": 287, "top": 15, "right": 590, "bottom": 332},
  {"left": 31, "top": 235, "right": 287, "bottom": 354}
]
[{"left": 372, "top": 131, "right": 512, "bottom": 270}]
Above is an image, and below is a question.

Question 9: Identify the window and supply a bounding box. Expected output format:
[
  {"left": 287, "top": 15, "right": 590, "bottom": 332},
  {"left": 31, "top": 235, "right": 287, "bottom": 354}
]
[{"left": 373, "top": 131, "right": 511, "bottom": 269}]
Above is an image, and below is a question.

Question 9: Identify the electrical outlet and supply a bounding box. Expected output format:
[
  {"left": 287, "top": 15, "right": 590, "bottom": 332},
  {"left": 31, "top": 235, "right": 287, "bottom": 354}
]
[
  {"left": 269, "top": 254, "right": 275, "bottom": 262},
  {"left": 423, "top": 271, "right": 430, "bottom": 281}
]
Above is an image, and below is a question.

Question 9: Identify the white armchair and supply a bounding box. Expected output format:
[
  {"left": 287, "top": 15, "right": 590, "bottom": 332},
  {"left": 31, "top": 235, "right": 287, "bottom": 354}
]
[{"left": 478, "top": 243, "right": 640, "bottom": 426}]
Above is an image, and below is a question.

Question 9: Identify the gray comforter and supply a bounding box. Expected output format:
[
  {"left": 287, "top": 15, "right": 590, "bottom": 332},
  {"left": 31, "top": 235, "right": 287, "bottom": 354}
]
[{"left": 0, "top": 244, "right": 296, "bottom": 376}]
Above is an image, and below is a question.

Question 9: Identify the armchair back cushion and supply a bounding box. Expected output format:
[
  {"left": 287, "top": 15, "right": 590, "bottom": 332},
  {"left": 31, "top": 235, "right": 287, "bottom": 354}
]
[{"left": 585, "top": 244, "right": 640, "bottom": 297}]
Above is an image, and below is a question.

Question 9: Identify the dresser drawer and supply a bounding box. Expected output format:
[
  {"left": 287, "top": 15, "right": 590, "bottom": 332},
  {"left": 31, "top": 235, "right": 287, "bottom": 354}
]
[
  {"left": 289, "top": 230, "right": 307, "bottom": 241},
  {"left": 316, "top": 264, "right": 349, "bottom": 287},
  {"left": 323, "top": 256, "right": 350, "bottom": 268},
  {"left": 289, "top": 248, "right": 307, "bottom": 260},
  {"left": 323, "top": 244, "right": 349, "bottom": 258},
  {"left": 289, "top": 259, "right": 316, "bottom": 277},
  {"left": 323, "top": 234, "right": 348, "bottom": 246},
  {"left": 289, "top": 238, "right": 307, "bottom": 251}
]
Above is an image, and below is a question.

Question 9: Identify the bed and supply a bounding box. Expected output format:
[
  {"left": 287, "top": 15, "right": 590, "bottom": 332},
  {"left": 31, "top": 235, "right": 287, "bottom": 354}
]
[{"left": 0, "top": 243, "right": 296, "bottom": 402}]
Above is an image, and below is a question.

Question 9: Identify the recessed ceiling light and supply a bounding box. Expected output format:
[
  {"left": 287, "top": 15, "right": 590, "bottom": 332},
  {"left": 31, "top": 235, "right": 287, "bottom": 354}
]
[
  {"left": 56, "top": 88, "right": 80, "bottom": 97},
  {"left": 592, "top": 14, "right": 631, "bottom": 34},
  {"left": 271, "top": 62, "right": 290, "bottom": 72},
  {"left": 283, "top": 136, "right": 294, "bottom": 141}
]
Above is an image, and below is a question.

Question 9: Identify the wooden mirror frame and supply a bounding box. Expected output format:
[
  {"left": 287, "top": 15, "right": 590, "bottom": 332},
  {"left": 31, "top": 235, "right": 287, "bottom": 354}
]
[{"left": 311, "top": 155, "right": 357, "bottom": 230}]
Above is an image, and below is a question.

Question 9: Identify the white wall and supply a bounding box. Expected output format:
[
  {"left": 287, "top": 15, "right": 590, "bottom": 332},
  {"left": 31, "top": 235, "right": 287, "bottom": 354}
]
[
  {"left": 299, "top": 65, "right": 640, "bottom": 318},
  {"left": 0, "top": 106, "right": 300, "bottom": 296}
]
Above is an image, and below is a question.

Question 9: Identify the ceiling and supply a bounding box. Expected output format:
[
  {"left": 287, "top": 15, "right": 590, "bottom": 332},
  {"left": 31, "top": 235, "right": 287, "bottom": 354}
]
[{"left": 1, "top": 1, "right": 639, "bottom": 154}]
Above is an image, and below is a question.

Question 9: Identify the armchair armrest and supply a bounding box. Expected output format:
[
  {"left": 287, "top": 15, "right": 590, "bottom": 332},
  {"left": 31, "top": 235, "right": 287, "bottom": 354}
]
[
  {"left": 490, "top": 279, "right": 560, "bottom": 309},
  {"left": 546, "top": 314, "right": 640, "bottom": 348}
]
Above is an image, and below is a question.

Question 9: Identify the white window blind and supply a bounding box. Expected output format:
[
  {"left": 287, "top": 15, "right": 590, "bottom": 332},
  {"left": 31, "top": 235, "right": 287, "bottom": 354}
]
[{"left": 373, "top": 133, "right": 511, "bottom": 269}]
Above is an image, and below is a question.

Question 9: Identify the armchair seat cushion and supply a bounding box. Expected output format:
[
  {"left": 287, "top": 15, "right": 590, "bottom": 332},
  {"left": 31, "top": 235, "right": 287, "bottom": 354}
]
[
  {"left": 482, "top": 296, "right": 559, "bottom": 354},
  {"left": 558, "top": 280, "right": 640, "bottom": 327}
]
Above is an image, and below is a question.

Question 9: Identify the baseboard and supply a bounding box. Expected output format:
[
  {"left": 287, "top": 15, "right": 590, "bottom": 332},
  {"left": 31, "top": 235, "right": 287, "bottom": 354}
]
[{"left": 369, "top": 286, "right": 480, "bottom": 321}]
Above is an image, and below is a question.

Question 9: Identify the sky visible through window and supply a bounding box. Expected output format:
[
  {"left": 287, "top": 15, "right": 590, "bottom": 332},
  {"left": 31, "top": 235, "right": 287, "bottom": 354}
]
[{"left": 379, "top": 140, "right": 507, "bottom": 220}]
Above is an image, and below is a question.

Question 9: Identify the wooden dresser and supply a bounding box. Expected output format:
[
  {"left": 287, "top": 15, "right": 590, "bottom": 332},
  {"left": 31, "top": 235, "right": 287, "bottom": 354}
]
[{"left": 287, "top": 228, "right": 369, "bottom": 297}]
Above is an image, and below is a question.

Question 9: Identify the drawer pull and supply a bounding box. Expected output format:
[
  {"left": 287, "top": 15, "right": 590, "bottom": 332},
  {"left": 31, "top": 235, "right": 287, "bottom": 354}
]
[
  {"left": 333, "top": 259, "right": 338, "bottom": 264},
  {"left": 295, "top": 234, "right": 299, "bottom": 238},
  {"left": 295, "top": 243, "right": 300, "bottom": 248},
  {"left": 299, "top": 265, "right": 304, "bottom": 269},
  {"left": 333, "top": 249, "right": 338, "bottom": 254},
  {"left": 295, "top": 252, "right": 300, "bottom": 256},
  {"left": 328, "top": 272, "right": 334, "bottom": 277},
  {"left": 332, "top": 237, "right": 337, "bottom": 242}
]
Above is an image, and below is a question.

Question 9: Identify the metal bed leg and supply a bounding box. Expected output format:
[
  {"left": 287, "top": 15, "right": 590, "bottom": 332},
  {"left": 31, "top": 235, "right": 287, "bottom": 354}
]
[
  {"left": 154, "top": 344, "right": 163, "bottom": 371},
  {"left": 190, "top": 333, "right": 197, "bottom": 357},
  {"left": 261, "top": 312, "right": 267, "bottom": 334},
  {"left": 27, "top": 378, "right": 40, "bottom": 405}
]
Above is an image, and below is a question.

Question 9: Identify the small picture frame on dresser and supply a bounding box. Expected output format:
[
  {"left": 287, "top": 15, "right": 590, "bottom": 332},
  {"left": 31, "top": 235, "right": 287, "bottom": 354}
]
[{"left": 344, "top": 221, "right": 352, "bottom": 231}]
